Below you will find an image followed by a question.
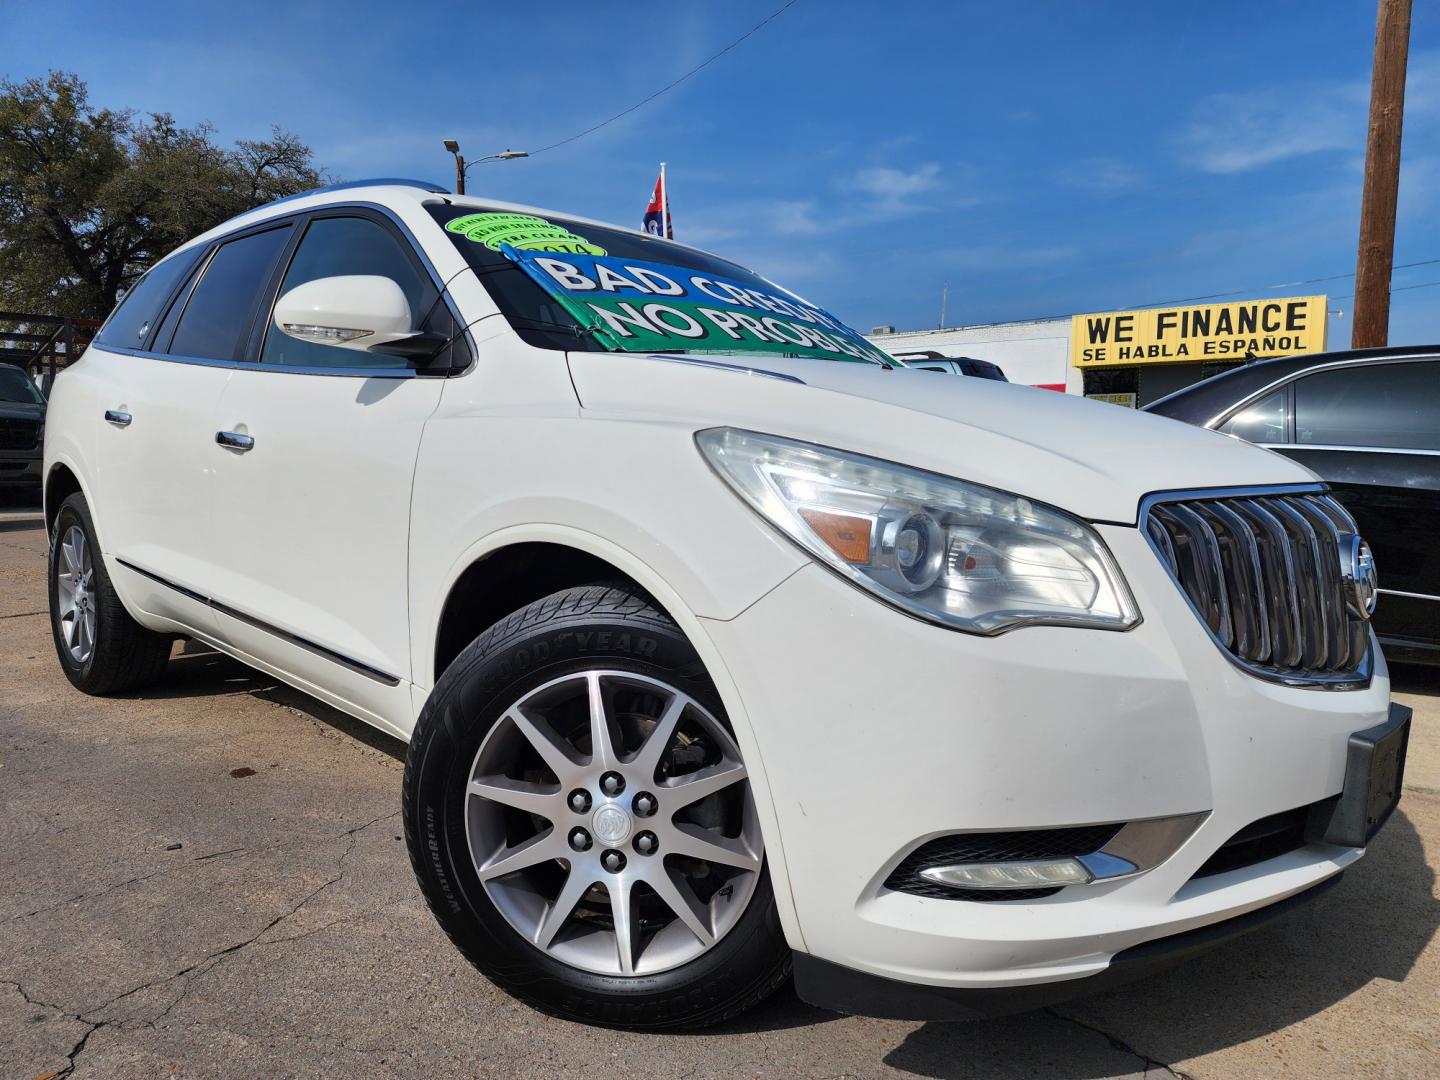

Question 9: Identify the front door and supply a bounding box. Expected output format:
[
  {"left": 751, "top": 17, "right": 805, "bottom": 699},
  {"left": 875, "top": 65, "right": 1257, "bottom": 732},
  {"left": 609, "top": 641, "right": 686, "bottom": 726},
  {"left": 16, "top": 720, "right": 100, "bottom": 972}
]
[{"left": 206, "top": 212, "right": 453, "bottom": 732}]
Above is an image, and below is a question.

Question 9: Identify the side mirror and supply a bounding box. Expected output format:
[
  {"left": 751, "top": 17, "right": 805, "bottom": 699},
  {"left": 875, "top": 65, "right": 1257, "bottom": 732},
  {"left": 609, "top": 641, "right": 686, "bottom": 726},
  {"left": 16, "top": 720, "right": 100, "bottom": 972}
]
[{"left": 274, "top": 275, "right": 422, "bottom": 354}]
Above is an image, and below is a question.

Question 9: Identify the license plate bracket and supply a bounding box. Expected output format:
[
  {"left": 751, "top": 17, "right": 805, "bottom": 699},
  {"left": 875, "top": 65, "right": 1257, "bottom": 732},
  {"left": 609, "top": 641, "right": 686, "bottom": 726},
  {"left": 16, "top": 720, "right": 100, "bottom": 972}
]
[{"left": 1305, "top": 703, "right": 1411, "bottom": 849}]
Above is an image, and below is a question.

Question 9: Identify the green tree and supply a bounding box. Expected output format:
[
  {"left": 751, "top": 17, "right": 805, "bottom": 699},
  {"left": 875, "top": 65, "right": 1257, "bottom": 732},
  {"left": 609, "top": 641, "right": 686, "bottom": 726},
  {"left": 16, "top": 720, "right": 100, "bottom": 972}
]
[{"left": 0, "top": 71, "right": 329, "bottom": 319}]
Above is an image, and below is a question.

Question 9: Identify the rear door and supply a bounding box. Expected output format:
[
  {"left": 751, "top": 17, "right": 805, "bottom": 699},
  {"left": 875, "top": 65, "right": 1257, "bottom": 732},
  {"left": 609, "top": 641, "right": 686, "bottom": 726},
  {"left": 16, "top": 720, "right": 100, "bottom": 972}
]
[
  {"left": 85, "top": 224, "right": 295, "bottom": 635},
  {"left": 1280, "top": 358, "right": 1440, "bottom": 656},
  {"left": 205, "top": 209, "right": 456, "bottom": 732}
]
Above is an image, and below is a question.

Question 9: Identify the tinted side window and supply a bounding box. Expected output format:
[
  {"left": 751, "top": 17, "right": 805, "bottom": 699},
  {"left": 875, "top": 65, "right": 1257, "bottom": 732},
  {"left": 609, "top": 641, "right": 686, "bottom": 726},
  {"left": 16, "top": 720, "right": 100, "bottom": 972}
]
[
  {"left": 168, "top": 226, "right": 293, "bottom": 361},
  {"left": 260, "top": 216, "right": 435, "bottom": 369},
  {"left": 1294, "top": 361, "right": 1440, "bottom": 451},
  {"left": 149, "top": 258, "right": 203, "bottom": 352},
  {"left": 93, "top": 248, "right": 203, "bottom": 350},
  {"left": 1219, "top": 388, "right": 1288, "bottom": 443},
  {"left": 961, "top": 361, "right": 1006, "bottom": 380}
]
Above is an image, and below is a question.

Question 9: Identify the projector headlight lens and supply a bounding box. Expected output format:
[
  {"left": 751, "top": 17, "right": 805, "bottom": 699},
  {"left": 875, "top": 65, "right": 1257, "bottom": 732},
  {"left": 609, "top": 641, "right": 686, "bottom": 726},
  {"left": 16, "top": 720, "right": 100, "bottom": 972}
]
[{"left": 697, "top": 428, "right": 1139, "bottom": 635}]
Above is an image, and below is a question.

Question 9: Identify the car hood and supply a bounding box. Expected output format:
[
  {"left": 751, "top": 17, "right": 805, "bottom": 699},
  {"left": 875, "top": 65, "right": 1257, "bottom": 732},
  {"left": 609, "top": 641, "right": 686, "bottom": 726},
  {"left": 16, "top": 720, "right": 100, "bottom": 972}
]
[
  {"left": 0, "top": 400, "right": 44, "bottom": 422},
  {"left": 567, "top": 352, "right": 1316, "bottom": 524}
]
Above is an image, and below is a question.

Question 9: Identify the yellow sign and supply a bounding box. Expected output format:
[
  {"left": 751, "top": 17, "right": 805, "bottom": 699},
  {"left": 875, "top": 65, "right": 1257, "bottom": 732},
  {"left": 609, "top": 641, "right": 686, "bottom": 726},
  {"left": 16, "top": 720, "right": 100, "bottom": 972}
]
[
  {"left": 1071, "top": 295, "right": 1327, "bottom": 368},
  {"left": 1085, "top": 392, "right": 1137, "bottom": 408}
]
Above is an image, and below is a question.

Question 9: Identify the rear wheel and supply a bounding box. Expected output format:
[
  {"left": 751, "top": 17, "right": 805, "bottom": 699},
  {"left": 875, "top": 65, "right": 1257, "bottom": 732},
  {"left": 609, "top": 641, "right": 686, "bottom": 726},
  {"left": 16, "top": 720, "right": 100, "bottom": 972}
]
[
  {"left": 48, "top": 492, "right": 172, "bottom": 694},
  {"left": 403, "top": 583, "right": 789, "bottom": 1029}
]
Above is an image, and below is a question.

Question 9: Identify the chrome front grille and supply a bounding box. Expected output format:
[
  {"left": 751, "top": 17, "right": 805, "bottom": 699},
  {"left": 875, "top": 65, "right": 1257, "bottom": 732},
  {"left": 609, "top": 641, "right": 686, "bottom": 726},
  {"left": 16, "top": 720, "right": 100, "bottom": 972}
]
[{"left": 1142, "top": 487, "right": 1372, "bottom": 688}]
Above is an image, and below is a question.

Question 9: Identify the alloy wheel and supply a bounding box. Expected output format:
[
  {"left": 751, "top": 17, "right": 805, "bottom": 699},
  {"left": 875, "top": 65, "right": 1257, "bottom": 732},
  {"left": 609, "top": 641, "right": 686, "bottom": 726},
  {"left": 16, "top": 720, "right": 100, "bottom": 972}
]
[
  {"left": 464, "top": 669, "right": 763, "bottom": 976},
  {"left": 56, "top": 524, "right": 97, "bottom": 665}
]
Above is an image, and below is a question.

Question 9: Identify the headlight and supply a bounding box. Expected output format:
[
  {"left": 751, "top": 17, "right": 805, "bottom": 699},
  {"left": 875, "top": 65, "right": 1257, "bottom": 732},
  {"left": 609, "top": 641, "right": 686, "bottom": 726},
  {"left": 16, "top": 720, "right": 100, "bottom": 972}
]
[{"left": 696, "top": 428, "right": 1139, "bottom": 635}]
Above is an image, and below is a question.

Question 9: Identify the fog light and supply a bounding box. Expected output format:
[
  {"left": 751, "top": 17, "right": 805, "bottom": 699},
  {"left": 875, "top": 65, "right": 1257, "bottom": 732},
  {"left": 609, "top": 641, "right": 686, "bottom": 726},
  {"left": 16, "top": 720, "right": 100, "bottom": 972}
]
[{"left": 918, "top": 858, "right": 1094, "bottom": 890}]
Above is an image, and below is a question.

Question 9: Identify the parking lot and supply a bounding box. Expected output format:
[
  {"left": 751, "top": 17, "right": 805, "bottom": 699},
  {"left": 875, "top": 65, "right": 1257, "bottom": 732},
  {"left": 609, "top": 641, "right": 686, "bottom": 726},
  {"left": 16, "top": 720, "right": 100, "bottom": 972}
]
[{"left": 0, "top": 513, "right": 1436, "bottom": 1079}]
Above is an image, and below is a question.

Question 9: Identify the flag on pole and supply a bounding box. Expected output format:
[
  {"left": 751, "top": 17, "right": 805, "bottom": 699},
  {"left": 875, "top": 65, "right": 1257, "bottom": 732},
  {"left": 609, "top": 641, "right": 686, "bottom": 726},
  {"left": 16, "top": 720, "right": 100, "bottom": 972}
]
[{"left": 642, "top": 163, "right": 672, "bottom": 239}]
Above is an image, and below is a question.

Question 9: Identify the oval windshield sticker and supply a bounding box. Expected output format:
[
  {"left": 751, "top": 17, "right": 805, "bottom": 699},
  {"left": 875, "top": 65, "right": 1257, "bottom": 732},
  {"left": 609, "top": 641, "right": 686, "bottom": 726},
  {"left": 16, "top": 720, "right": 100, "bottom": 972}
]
[{"left": 446, "top": 212, "right": 606, "bottom": 256}]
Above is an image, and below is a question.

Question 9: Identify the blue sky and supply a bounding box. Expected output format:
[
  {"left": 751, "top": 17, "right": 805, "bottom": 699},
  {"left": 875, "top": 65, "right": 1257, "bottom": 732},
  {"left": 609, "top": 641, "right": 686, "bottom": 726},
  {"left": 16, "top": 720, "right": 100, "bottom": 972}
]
[{"left": 7, "top": 0, "right": 1440, "bottom": 345}]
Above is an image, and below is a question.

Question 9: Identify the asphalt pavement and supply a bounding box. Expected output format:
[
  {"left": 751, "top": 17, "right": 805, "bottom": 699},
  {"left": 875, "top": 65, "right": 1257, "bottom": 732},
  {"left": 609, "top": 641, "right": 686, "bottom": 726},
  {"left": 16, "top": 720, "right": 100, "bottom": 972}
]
[{"left": 1, "top": 516, "right": 1436, "bottom": 1079}]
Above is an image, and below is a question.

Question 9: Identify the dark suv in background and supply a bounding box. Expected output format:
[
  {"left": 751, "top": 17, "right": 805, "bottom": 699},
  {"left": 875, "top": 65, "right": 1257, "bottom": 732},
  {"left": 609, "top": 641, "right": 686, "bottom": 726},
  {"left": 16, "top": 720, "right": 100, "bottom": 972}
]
[
  {"left": 894, "top": 352, "right": 1009, "bottom": 380},
  {"left": 1147, "top": 345, "right": 1440, "bottom": 666},
  {"left": 0, "top": 363, "right": 45, "bottom": 494}
]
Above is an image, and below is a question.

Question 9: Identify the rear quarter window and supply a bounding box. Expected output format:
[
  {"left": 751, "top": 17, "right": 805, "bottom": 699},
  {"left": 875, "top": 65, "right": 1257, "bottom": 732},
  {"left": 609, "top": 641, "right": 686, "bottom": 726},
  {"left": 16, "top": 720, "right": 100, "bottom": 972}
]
[{"left": 93, "top": 248, "right": 205, "bottom": 351}]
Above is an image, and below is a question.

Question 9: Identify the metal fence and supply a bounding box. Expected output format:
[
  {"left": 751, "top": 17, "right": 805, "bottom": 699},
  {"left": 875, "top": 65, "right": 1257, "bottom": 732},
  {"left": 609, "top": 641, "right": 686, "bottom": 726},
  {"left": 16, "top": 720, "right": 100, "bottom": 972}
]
[{"left": 0, "top": 311, "right": 100, "bottom": 390}]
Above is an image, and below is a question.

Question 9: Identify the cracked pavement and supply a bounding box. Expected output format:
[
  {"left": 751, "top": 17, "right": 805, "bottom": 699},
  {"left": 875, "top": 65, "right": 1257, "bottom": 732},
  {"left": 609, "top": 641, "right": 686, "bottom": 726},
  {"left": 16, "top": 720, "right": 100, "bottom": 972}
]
[{"left": 1, "top": 515, "right": 1437, "bottom": 1078}]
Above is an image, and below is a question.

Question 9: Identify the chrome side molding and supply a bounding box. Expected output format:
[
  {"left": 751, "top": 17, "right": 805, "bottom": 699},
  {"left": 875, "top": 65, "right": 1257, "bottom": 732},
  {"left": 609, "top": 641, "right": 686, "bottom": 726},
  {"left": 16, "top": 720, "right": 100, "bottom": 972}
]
[{"left": 114, "top": 558, "right": 399, "bottom": 686}]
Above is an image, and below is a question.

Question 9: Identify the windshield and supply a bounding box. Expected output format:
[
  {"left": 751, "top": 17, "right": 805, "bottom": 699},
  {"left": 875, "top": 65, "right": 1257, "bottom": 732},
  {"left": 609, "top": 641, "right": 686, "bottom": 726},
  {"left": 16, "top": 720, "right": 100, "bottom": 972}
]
[
  {"left": 428, "top": 204, "right": 895, "bottom": 366},
  {"left": 0, "top": 366, "right": 43, "bottom": 405}
]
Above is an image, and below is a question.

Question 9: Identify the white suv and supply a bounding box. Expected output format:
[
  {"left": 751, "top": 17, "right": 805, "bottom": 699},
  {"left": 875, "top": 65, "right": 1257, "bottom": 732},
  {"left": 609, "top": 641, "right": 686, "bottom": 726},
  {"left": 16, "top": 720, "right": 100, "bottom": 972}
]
[{"left": 44, "top": 180, "right": 1409, "bottom": 1029}]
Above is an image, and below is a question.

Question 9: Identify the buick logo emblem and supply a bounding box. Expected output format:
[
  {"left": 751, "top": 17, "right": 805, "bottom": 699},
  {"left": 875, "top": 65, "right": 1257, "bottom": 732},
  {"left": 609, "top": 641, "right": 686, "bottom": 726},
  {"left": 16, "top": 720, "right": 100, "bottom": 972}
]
[
  {"left": 591, "top": 805, "right": 632, "bottom": 845},
  {"left": 1338, "top": 532, "right": 1378, "bottom": 619}
]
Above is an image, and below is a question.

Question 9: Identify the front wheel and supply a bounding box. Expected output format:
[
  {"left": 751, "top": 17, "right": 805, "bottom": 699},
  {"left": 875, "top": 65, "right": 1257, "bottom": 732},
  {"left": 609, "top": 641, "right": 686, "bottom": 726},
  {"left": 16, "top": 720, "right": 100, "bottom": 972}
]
[{"left": 403, "top": 583, "right": 790, "bottom": 1029}]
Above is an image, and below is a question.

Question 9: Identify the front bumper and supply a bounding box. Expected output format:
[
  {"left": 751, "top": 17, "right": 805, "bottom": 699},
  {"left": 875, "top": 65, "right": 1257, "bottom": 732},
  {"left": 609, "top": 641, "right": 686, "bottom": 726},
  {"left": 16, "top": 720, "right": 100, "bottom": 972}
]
[
  {"left": 794, "top": 874, "right": 1344, "bottom": 1020},
  {"left": 699, "top": 522, "right": 1397, "bottom": 997},
  {"left": 0, "top": 452, "right": 41, "bottom": 486}
]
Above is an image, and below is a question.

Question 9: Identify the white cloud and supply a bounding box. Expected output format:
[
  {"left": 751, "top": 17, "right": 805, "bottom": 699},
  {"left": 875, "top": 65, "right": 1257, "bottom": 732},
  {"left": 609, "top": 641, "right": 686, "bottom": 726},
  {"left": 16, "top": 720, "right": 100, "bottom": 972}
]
[
  {"left": 676, "top": 199, "right": 824, "bottom": 246},
  {"left": 1403, "top": 49, "right": 1440, "bottom": 114},
  {"left": 677, "top": 222, "right": 741, "bottom": 245},
  {"left": 1399, "top": 152, "right": 1440, "bottom": 218},
  {"left": 1176, "top": 83, "right": 1365, "bottom": 174},
  {"left": 671, "top": 158, "right": 955, "bottom": 251},
  {"left": 1059, "top": 157, "right": 1143, "bottom": 193},
  {"left": 1177, "top": 50, "right": 1440, "bottom": 175},
  {"left": 930, "top": 244, "right": 1080, "bottom": 272},
  {"left": 847, "top": 162, "right": 942, "bottom": 205},
  {"left": 768, "top": 200, "right": 825, "bottom": 235}
]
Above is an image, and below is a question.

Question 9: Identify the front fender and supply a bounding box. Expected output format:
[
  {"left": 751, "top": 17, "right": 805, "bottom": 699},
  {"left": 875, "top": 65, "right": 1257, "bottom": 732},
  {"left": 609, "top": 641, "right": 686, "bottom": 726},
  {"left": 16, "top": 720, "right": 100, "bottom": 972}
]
[{"left": 407, "top": 415, "right": 812, "bottom": 950}]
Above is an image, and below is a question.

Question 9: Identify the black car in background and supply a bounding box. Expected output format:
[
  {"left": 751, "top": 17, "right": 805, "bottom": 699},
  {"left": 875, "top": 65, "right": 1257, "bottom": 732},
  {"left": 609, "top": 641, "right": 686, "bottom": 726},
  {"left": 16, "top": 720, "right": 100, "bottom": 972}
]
[
  {"left": 1146, "top": 345, "right": 1440, "bottom": 666},
  {"left": 0, "top": 363, "right": 46, "bottom": 493}
]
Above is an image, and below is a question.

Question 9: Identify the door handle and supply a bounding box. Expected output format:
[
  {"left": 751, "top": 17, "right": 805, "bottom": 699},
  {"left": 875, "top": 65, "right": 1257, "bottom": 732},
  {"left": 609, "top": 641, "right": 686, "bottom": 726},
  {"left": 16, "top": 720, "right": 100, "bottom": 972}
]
[
  {"left": 104, "top": 409, "right": 132, "bottom": 427},
  {"left": 216, "top": 430, "right": 255, "bottom": 452}
]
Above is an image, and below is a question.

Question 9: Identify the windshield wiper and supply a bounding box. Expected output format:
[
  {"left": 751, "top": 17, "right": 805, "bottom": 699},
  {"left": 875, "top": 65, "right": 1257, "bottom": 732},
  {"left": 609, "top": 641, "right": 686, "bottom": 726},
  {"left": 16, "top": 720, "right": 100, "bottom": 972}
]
[
  {"left": 506, "top": 317, "right": 607, "bottom": 343},
  {"left": 651, "top": 348, "right": 894, "bottom": 367}
]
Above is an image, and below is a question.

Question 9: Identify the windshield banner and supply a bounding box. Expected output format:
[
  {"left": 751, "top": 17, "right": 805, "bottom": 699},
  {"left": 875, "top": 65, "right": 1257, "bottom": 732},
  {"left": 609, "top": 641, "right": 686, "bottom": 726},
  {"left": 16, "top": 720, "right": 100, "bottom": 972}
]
[{"left": 500, "top": 246, "right": 891, "bottom": 365}]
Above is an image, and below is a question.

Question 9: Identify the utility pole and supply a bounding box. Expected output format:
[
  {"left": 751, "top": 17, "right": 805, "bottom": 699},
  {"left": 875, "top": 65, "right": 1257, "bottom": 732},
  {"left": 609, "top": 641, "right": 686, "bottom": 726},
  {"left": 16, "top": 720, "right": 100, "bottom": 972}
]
[
  {"left": 1352, "top": 0, "right": 1411, "bottom": 348},
  {"left": 939, "top": 282, "right": 948, "bottom": 329}
]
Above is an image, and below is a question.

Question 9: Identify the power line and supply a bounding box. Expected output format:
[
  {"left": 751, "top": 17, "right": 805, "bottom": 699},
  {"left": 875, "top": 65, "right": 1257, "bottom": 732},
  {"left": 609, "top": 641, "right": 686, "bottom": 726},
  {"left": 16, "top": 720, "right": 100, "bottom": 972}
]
[
  {"left": 1333, "top": 277, "right": 1440, "bottom": 302},
  {"left": 971, "top": 257, "right": 1440, "bottom": 329},
  {"left": 1134, "top": 257, "right": 1440, "bottom": 308},
  {"left": 529, "top": 1, "right": 801, "bottom": 156}
]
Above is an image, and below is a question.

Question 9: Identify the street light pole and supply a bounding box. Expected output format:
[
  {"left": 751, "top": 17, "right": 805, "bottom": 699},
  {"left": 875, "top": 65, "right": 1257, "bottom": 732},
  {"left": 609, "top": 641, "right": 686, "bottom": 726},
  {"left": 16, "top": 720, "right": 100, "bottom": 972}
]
[
  {"left": 1352, "top": 0, "right": 1412, "bottom": 348},
  {"left": 443, "top": 141, "right": 529, "bottom": 196}
]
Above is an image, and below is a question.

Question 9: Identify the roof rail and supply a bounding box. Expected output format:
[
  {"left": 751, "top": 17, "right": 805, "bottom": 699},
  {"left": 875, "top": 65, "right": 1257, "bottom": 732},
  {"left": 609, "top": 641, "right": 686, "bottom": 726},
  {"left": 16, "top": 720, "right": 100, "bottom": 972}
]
[{"left": 259, "top": 177, "right": 449, "bottom": 211}]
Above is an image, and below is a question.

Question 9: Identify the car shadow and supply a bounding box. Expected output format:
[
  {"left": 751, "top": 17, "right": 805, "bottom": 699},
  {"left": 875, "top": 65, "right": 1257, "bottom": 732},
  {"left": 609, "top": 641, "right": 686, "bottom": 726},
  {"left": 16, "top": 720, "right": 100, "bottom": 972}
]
[
  {"left": 122, "top": 640, "right": 406, "bottom": 762},
  {"left": 1391, "top": 660, "right": 1440, "bottom": 696},
  {"left": 883, "top": 807, "right": 1437, "bottom": 1077}
]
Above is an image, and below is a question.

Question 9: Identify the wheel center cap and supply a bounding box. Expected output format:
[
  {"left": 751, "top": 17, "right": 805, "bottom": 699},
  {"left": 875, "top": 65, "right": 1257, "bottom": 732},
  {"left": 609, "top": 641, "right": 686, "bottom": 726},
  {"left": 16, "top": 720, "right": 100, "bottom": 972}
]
[{"left": 591, "top": 803, "right": 632, "bottom": 845}]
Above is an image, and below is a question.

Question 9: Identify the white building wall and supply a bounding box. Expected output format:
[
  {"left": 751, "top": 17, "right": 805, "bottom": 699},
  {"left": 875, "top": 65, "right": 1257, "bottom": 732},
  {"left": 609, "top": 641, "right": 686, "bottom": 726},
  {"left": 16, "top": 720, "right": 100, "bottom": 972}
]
[{"left": 868, "top": 319, "right": 1080, "bottom": 392}]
